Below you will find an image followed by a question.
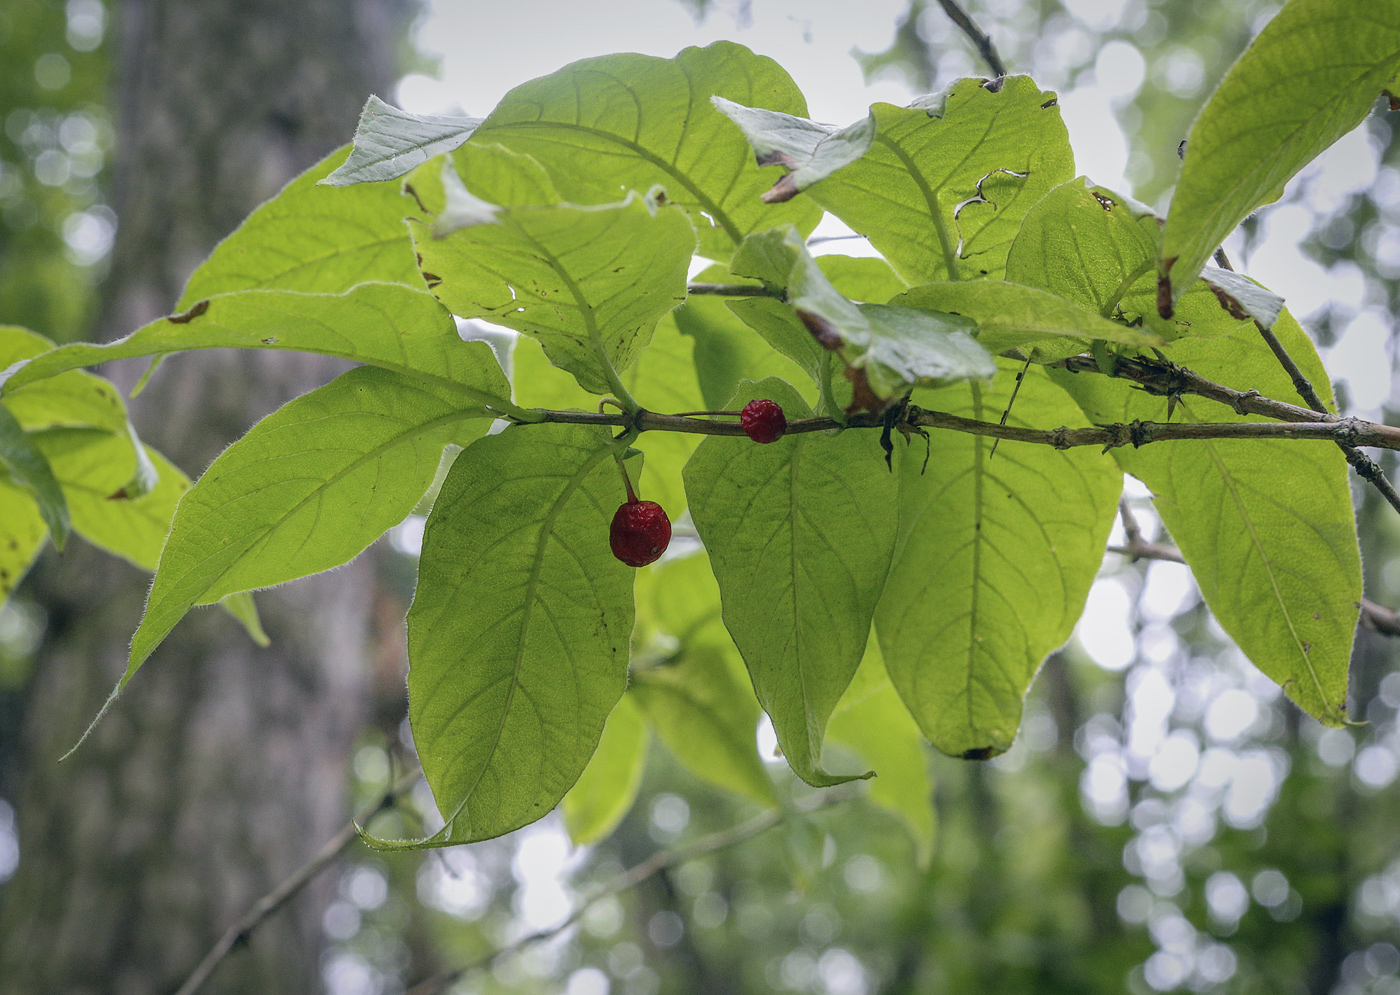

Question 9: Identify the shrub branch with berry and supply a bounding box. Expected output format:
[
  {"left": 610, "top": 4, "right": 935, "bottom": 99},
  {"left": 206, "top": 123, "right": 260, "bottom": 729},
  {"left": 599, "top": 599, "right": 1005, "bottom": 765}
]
[{"left": 1, "top": 0, "right": 1397, "bottom": 853}]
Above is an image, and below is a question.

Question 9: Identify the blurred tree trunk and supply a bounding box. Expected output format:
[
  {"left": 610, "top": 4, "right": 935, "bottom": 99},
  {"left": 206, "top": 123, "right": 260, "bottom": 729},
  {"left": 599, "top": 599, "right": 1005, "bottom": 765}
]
[{"left": 0, "top": 0, "right": 411, "bottom": 992}]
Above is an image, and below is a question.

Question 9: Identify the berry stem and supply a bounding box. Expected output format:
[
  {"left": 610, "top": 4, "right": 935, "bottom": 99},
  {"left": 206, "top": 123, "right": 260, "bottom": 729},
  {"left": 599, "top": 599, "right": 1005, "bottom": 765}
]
[
  {"left": 614, "top": 456, "right": 639, "bottom": 503},
  {"left": 669, "top": 410, "right": 742, "bottom": 418}
]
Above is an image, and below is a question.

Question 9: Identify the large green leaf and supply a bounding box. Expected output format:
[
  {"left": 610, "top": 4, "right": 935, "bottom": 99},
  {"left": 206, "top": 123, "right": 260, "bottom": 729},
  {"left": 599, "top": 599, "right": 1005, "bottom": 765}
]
[
  {"left": 0, "top": 480, "right": 46, "bottom": 602},
  {"left": 632, "top": 552, "right": 777, "bottom": 807},
  {"left": 470, "top": 41, "right": 822, "bottom": 259},
  {"left": 129, "top": 362, "right": 504, "bottom": 673},
  {"left": 323, "top": 96, "right": 481, "bottom": 186},
  {"left": 890, "top": 280, "right": 1162, "bottom": 356},
  {"left": 827, "top": 636, "right": 934, "bottom": 866},
  {"left": 0, "top": 405, "right": 68, "bottom": 551},
  {"left": 1159, "top": 0, "right": 1400, "bottom": 310},
  {"left": 684, "top": 378, "right": 899, "bottom": 786},
  {"left": 2, "top": 284, "right": 519, "bottom": 417},
  {"left": 36, "top": 430, "right": 188, "bottom": 571},
  {"left": 562, "top": 693, "right": 650, "bottom": 845},
  {"left": 801, "top": 76, "right": 1074, "bottom": 285},
  {"left": 413, "top": 154, "right": 694, "bottom": 397},
  {"left": 1051, "top": 314, "right": 1360, "bottom": 724},
  {"left": 378, "top": 424, "right": 634, "bottom": 847},
  {"left": 875, "top": 363, "right": 1121, "bottom": 757},
  {"left": 179, "top": 147, "right": 420, "bottom": 307}
]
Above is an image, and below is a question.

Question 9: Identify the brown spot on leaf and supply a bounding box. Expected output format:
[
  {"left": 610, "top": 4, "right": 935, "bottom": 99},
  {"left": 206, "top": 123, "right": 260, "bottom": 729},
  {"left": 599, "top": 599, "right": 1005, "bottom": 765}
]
[
  {"left": 963, "top": 746, "right": 997, "bottom": 761},
  {"left": 168, "top": 300, "right": 209, "bottom": 324},
  {"left": 1386, "top": 89, "right": 1400, "bottom": 112},
  {"left": 1206, "top": 283, "right": 1249, "bottom": 321}
]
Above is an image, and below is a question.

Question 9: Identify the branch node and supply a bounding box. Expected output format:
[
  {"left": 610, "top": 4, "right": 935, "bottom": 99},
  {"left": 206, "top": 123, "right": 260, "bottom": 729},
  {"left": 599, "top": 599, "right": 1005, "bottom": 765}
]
[
  {"left": 1129, "top": 419, "right": 1152, "bottom": 448},
  {"left": 1229, "top": 389, "right": 1261, "bottom": 415}
]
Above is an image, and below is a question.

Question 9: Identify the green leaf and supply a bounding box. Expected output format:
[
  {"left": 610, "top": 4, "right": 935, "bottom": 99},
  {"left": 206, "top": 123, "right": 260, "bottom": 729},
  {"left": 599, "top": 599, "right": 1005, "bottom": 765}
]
[
  {"left": 827, "top": 636, "right": 935, "bottom": 866},
  {"left": 712, "top": 98, "right": 877, "bottom": 203},
  {"left": 890, "top": 280, "right": 1163, "bottom": 355},
  {"left": 875, "top": 363, "right": 1122, "bottom": 757},
  {"left": 3, "top": 284, "right": 520, "bottom": 418},
  {"left": 2, "top": 325, "right": 130, "bottom": 435},
  {"left": 1003, "top": 177, "right": 1280, "bottom": 342},
  {"left": 36, "top": 430, "right": 188, "bottom": 571},
  {"left": 413, "top": 154, "right": 695, "bottom": 396},
  {"left": 0, "top": 405, "right": 68, "bottom": 551},
  {"left": 219, "top": 591, "right": 270, "bottom": 648},
  {"left": 1051, "top": 313, "right": 1360, "bottom": 724},
  {"left": 322, "top": 95, "right": 481, "bottom": 186},
  {"left": 0, "top": 324, "right": 52, "bottom": 366},
  {"left": 633, "top": 643, "right": 779, "bottom": 807},
  {"left": 471, "top": 41, "right": 823, "bottom": 259},
  {"left": 374, "top": 424, "right": 634, "bottom": 847},
  {"left": 633, "top": 552, "right": 777, "bottom": 806},
  {"left": 816, "top": 255, "right": 908, "bottom": 302},
  {"left": 684, "top": 378, "right": 899, "bottom": 785},
  {"left": 1159, "top": 0, "right": 1400, "bottom": 309},
  {"left": 0, "top": 480, "right": 46, "bottom": 602},
  {"left": 731, "top": 227, "right": 996, "bottom": 400},
  {"left": 1004, "top": 178, "right": 1161, "bottom": 320},
  {"left": 562, "top": 693, "right": 650, "bottom": 845},
  {"left": 177, "top": 146, "right": 420, "bottom": 307},
  {"left": 674, "top": 263, "right": 817, "bottom": 411},
  {"left": 801, "top": 76, "right": 1075, "bottom": 284},
  {"left": 129, "top": 362, "right": 504, "bottom": 672}
]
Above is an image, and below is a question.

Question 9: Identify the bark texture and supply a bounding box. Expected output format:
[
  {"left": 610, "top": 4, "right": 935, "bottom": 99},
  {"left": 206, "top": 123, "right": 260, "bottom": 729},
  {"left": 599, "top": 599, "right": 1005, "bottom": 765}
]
[{"left": 0, "top": 0, "right": 411, "bottom": 991}]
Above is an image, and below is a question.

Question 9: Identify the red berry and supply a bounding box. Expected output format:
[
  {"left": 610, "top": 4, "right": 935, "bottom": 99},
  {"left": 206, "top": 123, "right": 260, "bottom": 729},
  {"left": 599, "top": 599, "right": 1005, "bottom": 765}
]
[
  {"left": 740, "top": 398, "right": 787, "bottom": 444},
  {"left": 610, "top": 499, "right": 671, "bottom": 567}
]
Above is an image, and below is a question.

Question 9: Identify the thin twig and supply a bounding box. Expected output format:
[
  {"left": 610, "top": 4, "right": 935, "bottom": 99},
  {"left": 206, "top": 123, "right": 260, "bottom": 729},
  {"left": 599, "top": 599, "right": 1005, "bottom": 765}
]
[
  {"left": 1118, "top": 498, "right": 1145, "bottom": 547},
  {"left": 685, "top": 282, "right": 783, "bottom": 298},
  {"left": 1108, "top": 533, "right": 1400, "bottom": 637},
  {"left": 988, "top": 355, "right": 1031, "bottom": 459},
  {"left": 1252, "top": 317, "right": 1400, "bottom": 516},
  {"left": 173, "top": 770, "right": 422, "bottom": 995},
  {"left": 405, "top": 785, "right": 862, "bottom": 995},
  {"left": 1212, "top": 246, "right": 1400, "bottom": 518},
  {"left": 935, "top": 0, "right": 1009, "bottom": 78}
]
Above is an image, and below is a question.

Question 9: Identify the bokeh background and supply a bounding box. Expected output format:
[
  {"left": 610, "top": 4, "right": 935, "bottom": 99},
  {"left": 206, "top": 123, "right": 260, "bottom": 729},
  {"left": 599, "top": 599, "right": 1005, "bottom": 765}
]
[{"left": 4, "top": 1, "right": 1400, "bottom": 993}]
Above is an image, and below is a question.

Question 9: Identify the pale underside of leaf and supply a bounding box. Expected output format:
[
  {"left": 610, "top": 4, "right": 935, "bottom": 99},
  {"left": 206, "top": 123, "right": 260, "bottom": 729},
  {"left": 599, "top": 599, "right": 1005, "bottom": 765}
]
[{"left": 322, "top": 95, "right": 482, "bottom": 186}]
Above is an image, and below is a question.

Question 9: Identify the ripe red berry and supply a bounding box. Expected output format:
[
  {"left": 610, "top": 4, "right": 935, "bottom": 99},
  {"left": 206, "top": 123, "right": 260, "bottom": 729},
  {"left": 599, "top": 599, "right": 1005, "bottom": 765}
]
[
  {"left": 610, "top": 499, "right": 671, "bottom": 567},
  {"left": 741, "top": 398, "right": 787, "bottom": 444}
]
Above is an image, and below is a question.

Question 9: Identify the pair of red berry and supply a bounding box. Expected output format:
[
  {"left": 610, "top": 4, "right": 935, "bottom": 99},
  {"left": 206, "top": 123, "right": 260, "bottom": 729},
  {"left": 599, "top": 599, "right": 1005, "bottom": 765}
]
[{"left": 610, "top": 399, "right": 787, "bottom": 567}]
